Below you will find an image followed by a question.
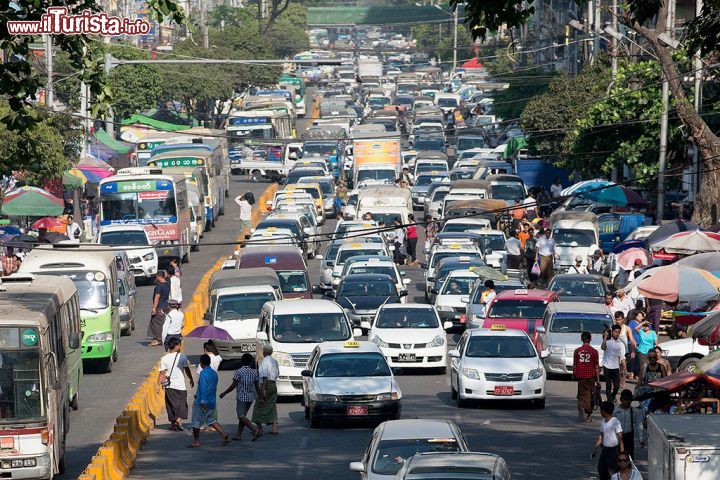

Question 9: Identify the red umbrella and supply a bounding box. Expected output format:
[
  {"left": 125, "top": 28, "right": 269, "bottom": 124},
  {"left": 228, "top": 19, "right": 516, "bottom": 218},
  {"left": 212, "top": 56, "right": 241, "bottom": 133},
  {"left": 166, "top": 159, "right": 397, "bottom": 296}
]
[
  {"left": 460, "top": 57, "right": 484, "bottom": 69},
  {"left": 32, "top": 217, "right": 65, "bottom": 232}
]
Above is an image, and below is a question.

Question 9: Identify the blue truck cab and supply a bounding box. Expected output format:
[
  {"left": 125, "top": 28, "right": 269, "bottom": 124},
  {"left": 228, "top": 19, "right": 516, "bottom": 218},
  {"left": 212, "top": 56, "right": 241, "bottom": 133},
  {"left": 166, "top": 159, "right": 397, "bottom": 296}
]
[
  {"left": 302, "top": 141, "right": 342, "bottom": 179},
  {"left": 598, "top": 213, "right": 649, "bottom": 253}
]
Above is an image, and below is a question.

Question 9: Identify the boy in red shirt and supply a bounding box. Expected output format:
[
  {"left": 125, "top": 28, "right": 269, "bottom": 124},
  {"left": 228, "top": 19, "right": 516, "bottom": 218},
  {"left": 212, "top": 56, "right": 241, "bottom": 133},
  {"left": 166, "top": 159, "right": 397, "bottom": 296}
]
[{"left": 574, "top": 331, "right": 600, "bottom": 422}]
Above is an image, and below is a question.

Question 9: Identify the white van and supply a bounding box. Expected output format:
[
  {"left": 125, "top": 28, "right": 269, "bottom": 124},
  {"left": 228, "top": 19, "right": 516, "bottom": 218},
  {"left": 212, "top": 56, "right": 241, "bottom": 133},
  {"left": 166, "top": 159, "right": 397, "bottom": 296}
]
[
  {"left": 95, "top": 224, "right": 158, "bottom": 282},
  {"left": 357, "top": 185, "right": 413, "bottom": 226},
  {"left": 550, "top": 211, "right": 600, "bottom": 270},
  {"left": 256, "top": 300, "right": 361, "bottom": 396}
]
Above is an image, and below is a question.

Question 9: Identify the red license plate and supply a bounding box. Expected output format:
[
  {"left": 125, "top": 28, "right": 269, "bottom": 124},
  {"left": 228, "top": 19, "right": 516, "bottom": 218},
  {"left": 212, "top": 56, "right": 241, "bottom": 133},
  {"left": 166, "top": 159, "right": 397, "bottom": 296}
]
[
  {"left": 347, "top": 405, "right": 368, "bottom": 416},
  {"left": 494, "top": 386, "right": 514, "bottom": 396},
  {"left": 0, "top": 437, "right": 13, "bottom": 450}
]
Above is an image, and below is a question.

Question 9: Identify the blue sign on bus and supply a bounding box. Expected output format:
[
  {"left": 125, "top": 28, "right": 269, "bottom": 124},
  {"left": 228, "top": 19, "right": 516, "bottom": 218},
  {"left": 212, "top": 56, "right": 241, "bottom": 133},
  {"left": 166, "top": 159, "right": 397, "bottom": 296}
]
[{"left": 228, "top": 117, "right": 270, "bottom": 126}]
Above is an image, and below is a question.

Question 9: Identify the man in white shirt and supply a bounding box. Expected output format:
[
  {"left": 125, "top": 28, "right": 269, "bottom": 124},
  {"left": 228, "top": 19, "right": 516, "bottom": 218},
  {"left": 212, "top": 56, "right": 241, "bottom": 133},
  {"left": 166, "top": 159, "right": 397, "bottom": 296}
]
[
  {"left": 523, "top": 192, "right": 536, "bottom": 212},
  {"left": 157, "top": 338, "right": 193, "bottom": 431},
  {"left": 234, "top": 193, "right": 253, "bottom": 235},
  {"left": 504, "top": 232, "right": 522, "bottom": 270},
  {"left": 253, "top": 344, "right": 280, "bottom": 435},
  {"left": 392, "top": 218, "right": 406, "bottom": 265},
  {"left": 535, "top": 228, "right": 556, "bottom": 286},
  {"left": 610, "top": 290, "right": 634, "bottom": 317},
  {"left": 568, "top": 255, "right": 589, "bottom": 274},
  {"left": 593, "top": 401, "right": 624, "bottom": 480},
  {"left": 161, "top": 300, "right": 184, "bottom": 351},
  {"left": 601, "top": 325, "right": 626, "bottom": 403},
  {"left": 168, "top": 267, "right": 182, "bottom": 304},
  {"left": 550, "top": 177, "right": 563, "bottom": 198}
]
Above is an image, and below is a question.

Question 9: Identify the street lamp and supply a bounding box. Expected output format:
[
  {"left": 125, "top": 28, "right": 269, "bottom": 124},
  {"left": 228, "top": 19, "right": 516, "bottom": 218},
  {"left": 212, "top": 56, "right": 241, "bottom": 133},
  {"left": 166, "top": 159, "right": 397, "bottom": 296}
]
[{"left": 433, "top": 5, "right": 458, "bottom": 70}]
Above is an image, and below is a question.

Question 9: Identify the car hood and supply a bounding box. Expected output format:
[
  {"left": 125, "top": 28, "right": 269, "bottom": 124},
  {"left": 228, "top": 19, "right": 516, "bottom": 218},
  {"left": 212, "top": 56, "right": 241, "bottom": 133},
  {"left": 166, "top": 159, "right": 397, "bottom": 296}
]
[
  {"left": 546, "top": 332, "right": 603, "bottom": 350},
  {"left": 434, "top": 294, "right": 467, "bottom": 308},
  {"left": 370, "top": 328, "right": 441, "bottom": 344},
  {"left": 315, "top": 376, "right": 396, "bottom": 395},
  {"left": 463, "top": 355, "right": 542, "bottom": 373},
  {"left": 212, "top": 317, "right": 259, "bottom": 340},
  {"left": 338, "top": 295, "right": 397, "bottom": 311}
]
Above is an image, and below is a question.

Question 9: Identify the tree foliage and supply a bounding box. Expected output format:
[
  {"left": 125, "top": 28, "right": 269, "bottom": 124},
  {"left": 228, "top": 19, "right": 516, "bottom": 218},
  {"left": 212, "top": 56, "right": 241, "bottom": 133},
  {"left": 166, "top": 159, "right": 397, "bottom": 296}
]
[
  {"left": 492, "top": 71, "right": 555, "bottom": 120},
  {"left": 411, "top": 23, "right": 474, "bottom": 63}
]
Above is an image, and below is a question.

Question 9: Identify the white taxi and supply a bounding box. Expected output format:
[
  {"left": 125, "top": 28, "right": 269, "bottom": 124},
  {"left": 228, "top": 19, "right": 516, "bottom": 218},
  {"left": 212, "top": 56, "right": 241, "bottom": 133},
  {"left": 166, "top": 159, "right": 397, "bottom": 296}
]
[
  {"left": 449, "top": 326, "right": 546, "bottom": 408},
  {"left": 333, "top": 243, "right": 390, "bottom": 279},
  {"left": 368, "top": 304, "right": 452, "bottom": 372},
  {"left": 432, "top": 269, "right": 479, "bottom": 328},
  {"left": 423, "top": 244, "right": 482, "bottom": 298},
  {"left": 301, "top": 341, "right": 402, "bottom": 427}
]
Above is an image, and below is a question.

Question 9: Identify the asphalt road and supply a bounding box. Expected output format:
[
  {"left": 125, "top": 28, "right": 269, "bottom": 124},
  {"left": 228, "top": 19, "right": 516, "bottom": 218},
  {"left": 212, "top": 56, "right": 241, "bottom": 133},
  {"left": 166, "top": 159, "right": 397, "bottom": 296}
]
[
  {"left": 61, "top": 178, "right": 271, "bottom": 479},
  {"left": 128, "top": 219, "right": 649, "bottom": 480}
]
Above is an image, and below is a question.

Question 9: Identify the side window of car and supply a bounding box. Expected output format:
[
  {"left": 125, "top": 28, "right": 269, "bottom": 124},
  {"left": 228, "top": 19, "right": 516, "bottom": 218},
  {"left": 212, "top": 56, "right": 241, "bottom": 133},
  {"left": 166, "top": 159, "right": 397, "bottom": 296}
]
[{"left": 457, "top": 333, "right": 468, "bottom": 356}]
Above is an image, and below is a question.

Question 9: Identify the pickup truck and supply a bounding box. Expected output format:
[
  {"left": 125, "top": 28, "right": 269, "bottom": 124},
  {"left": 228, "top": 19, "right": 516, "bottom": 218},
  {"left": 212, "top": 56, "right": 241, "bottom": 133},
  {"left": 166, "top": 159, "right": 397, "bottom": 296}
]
[{"left": 229, "top": 141, "right": 300, "bottom": 182}]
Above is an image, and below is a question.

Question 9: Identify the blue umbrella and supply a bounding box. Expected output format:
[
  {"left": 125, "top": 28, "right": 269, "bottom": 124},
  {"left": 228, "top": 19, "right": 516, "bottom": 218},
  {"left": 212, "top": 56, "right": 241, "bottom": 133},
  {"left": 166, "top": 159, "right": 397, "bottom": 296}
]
[
  {"left": 0, "top": 226, "right": 22, "bottom": 236},
  {"left": 561, "top": 179, "right": 647, "bottom": 207}
]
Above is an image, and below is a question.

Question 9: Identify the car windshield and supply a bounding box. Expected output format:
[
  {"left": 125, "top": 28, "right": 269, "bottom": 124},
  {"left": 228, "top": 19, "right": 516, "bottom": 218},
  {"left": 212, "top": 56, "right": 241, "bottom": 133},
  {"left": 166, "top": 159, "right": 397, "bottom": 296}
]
[
  {"left": 257, "top": 221, "right": 301, "bottom": 239},
  {"left": 315, "top": 352, "right": 390, "bottom": 377},
  {"left": 273, "top": 312, "right": 350, "bottom": 343},
  {"left": 286, "top": 170, "right": 323, "bottom": 184},
  {"left": 100, "top": 230, "right": 149, "bottom": 246},
  {"left": 443, "top": 223, "right": 482, "bottom": 233},
  {"left": 369, "top": 97, "right": 391, "bottom": 107},
  {"left": 337, "top": 249, "right": 384, "bottom": 265},
  {"left": 549, "top": 280, "right": 604, "bottom": 297},
  {"left": 415, "top": 140, "right": 444, "bottom": 151},
  {"left": 491, "top": 184, "right": 525, "bottom": 201},
  {"left": 550, "top": 315, "right": 612, "bottom": 333},
  {"left": 276, "top": 271, "right": 308, "bottom": 293},
  {"left": 416, "top": 176, "right": 448, "bottom": 187},
  {"left": 431, "top": 252, "right": 481, "bottom": 268},
  {"left": 450, "top": 170, "right": 474, "bottom": 180},
  {"left": 486, "top": 300, "right": 547, "bottom": 319},
  {"left": 324, "top": 243, "right": 342, "bottom": 266},
  {"left": 303, "top": 144, "right": 337, "bottom": 156},
  {"left": 216, "top": 292, "right": 275, "bottom": 320},
  {"left": 375, "top": 308, "right": 439, "bottom": 328},
  {"left": 466, "top": 335, "right": 536, "bottom": 358},
  {"left": 478, "top": 235, "right": 506, "bottom": 251},
  {"left": 441, "top": 277, "right": 477, "bottom": 295},
  {"left": 43, "top": 271, "right": 109, "bottom": 310},
  {"left": 432, "top": 190, "right": 450, "bottom": 202},
  {"left": 301, "top": 179, "right": 332, "bottom": 196},
  {"left": 0, "top": 341, "right": 43, "bottom": 421},
  {"left": 340, "top": 280, "right": 396, "bottom": 297},
  {"left": 347, "top": 266, "right": 397, "bottom": 282},
  {"left": 372, "top": 439, "right": 460, "bottom": 475},
  {"left": 357, "top": 170, "right": 396, "bottom": 183},
  {"left": 416, "top": 165, "right": 447, "bottom": 174},
  {"left": 457, "top": 137, "right": 485, "bottom": 150},
  {"left": 553, "top": 229, "right": 596, "bottom": 247},
  {"left": 437, "top": 98, "right": 458, "bottom": 107}
]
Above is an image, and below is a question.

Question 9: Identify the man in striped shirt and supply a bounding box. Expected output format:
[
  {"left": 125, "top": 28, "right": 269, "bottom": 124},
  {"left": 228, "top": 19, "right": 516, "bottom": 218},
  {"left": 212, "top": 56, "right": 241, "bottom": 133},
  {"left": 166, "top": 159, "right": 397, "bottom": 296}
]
[{"left": 220, "top": 353, "right": 262, "bottom": 441}]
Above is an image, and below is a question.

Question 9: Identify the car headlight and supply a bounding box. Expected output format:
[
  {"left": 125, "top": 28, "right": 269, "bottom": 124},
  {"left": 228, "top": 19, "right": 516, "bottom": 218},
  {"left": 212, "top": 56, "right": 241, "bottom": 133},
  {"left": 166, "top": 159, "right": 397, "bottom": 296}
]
[
  {"left": 549, "top": 346, "right": 564, "bottom": 355},
  {"left": 118, "top": 305, "right": 129, "bottom": 314},
  {"left": 143, "top": 253, "right": 155, "bottom": 261},
  {"left": 435, "top": 305, "right": 453, "bottom": 312},
  {"left": 429, "top": 335, "right": 445, "bottom": 347},
  {"left": 528, "top": 367, "right": 544, "bottom": 380},
  {"left": 370, "top": 335, "right": 389, "bottom": 348},
  {"left": 311, "top": 393, "right": 339, "bottom": 402},
  {"left": 376, "top": 392, "right": 399, "bottom": 401},
  {"left": 332, "top": 278, "right": 341, "bottom": 286},
  {"left": 273, "top": 351, "right": 294, "bottom": 367},
  {"left": 87, "top": 332, "right": 113, "bottom": 343},
  {"left": 462, "top": 368, "right": 480, "bottom": 380}
]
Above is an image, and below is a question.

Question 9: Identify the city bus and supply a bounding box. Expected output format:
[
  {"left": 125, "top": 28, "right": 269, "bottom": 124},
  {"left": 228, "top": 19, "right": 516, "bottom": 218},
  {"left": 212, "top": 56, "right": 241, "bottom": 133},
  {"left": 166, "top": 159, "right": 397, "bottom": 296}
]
[
  {"left": 131, "top": 131, "right": 189, "bottom": 166},
  {"left": 0, "top": 274, "right": 83, "bottom": 478},
  {"left": 18, "top": 246, "right": 120, "bottom": 374},
  {"left": 98, "top": 168, "right": 192, "bottom": 263},
  {"left": 148, "top": 145, "right": 227, "bottom": 230},
  {"left": 226, "top": 109, "right": 294, "bottom": 164},
  {"left": 278, "top": 74, "right": 307, "bottom": 118}
]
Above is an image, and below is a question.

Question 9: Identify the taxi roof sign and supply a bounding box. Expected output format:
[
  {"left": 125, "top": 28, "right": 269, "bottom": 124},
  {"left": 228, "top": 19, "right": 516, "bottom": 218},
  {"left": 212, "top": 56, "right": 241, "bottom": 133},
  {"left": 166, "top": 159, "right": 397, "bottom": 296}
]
[
  {"left": 514, "top": 289, "right": 528, "bottom": 295},
  {"left": 344, "top": 341, "right": 360, "bottom": 348},
  {"left": 350, "top": 243, "right": 363, "bottom": 247},
  {"left": 490, "top": 324, "right": 506, "bottom": 331}
]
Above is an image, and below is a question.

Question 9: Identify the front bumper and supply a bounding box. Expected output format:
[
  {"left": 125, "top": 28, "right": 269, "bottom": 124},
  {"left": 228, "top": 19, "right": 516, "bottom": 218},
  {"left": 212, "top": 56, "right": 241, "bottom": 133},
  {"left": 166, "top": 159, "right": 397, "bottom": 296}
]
[
  {"left": 0, "top": 453, "right": 51, "bottom": 479},
  {"left": 82, "top": 338, "right": 114, "bottom": 360},
  {"left": 346, "top": 310, "right": 377, "bottom": 327},
  {"left": 277, "top": 367, "right": 305, "bottom": 396},
  {"left": 411, "top": 194, "right": 426, "bottom": 208},
  {"left": 119, "top": 312, "right": 132, "bottom": 330},
  {"left": 128, "top": 259, "right": 157, "bottom": 279},
  {"left": 544, "top": 354, "right": 574, "bottom": 375},
  {"left": 437, "top": 308, "right": 466, "bottom": 327},
  {"left": 214, "top": 339, "right": 257, "bottom": 359},
  {"left": 458, "top": 375, "right": 545, "bottom": 400},
  {"left": 309, "top": 399, "right": 401, "bottom": 420},
  {"left": 154, "top": 245, "right": 182, "bottom": 260},
  {"left": 382, "top": 346, "right": 446, "bottom": 368}
]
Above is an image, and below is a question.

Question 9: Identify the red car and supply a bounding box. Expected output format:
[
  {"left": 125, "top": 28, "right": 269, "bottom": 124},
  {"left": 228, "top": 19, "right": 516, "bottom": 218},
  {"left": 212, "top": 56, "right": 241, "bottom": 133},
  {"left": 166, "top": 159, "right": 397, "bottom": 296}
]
[{"left": 482, "top": 289, "right": 559, "bottom": 343}]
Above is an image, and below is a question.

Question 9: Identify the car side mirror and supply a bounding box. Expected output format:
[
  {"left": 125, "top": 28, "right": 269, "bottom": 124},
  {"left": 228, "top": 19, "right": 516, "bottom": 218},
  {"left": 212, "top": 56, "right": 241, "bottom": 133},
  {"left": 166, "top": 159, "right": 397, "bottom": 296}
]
[
  {"left": 461, "top": 296, "right": 470, "bottom": 304},
  {"left": 536, "top": 326, "right": 546, "bottom": 334},
  {"left": 360, "top": 321, "right": 372, "bottom": 330},
  {"left": 353, "top": 328, "right": 362, "bottom": 337},
  {"left": 448, "top": 349, "right": 460, "bottom": 358},
  {"left": 349, "top": 462, "right": 365, "bottom": 473},
  {"left": 325, "top": 290, "right": 336, "bottom": 298},
  {"left": 443, "top": 321, "right": 453, "bottom": 330},
  {"left": 256, "top": 331, "right": 269, "bottom": 342},
  {"left": 69, "top": 333, "right": 81, "bottom": 350},
  {"left": 399, "top": 290, "right": 408, "bottom": 297},
  {"left": 304, "top": 227, "right": 312, "bottom": 234},
  {"left": 332, "top": 272, "right": 341, "bottom": 278},
  {"left": 540, "top": 350, "right": 549, "bottom": 359},
  {"left": 203, "top": 311, "right": 213, "bottom": 321},
  {"left": 312, "top": 285, "right": 322, "bottom": 294},
  {"left": 301, "top": 369, "right": 313, "bottom": 377},
  {"left": 244, "top": 234, "right": 251, "bottom": 240},
  {"left": 430, "top": 288, "right": 439, "bottom": 295},
  {"left": 112, "top": 294, "right": 121, "bottom": 306}
]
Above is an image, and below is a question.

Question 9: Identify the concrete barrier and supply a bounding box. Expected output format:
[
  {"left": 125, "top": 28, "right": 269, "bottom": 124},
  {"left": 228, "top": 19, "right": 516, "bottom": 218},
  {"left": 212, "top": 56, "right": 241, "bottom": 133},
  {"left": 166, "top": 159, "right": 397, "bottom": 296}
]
[{"left": 76, "top": 183, "right": 277, "bottom": 479}]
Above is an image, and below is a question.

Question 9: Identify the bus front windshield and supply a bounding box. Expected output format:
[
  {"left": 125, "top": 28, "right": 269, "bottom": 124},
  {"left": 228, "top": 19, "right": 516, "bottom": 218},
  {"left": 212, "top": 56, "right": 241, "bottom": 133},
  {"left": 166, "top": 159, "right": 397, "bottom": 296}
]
[
  {"left": 102, "top": 190, "right": 177, "bottom": 222},
  {"left": 357, "top": 170, "right": 395, "bottom": 183},
  {"left": 216, "top": 293, "right": 275, "bottom": 320},
  {"left": 44, "top": 271, "right": 109, "bottom": 310},
  {"left": 0, "top": 328, "right": 43, "bottom": 422}
]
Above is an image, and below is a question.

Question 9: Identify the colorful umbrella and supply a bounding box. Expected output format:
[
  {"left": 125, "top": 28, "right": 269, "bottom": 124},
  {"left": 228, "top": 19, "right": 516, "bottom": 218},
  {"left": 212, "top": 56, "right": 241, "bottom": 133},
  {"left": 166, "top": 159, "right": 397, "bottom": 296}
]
[
  {"left": 77, "top": 168, "right": 106, "bottom": 182},
  {"left": 460, "top": 57, "right": 484, "bottom": 69},
  {"left": 689, "top": 311, "right": 720, "bottom": 345},
  {"left": 184, "top": 325, "right": 233, "bottom": 341},
  {"left": 648, "top": 370, "right": 720, "bottom": 391},
  {"left": 676, "top": 252, "right": 720, "bottom": 271},
  {"left": 645, "top": 220, "right": 700, "bottom": 246},
  {"left": 1, "top": 186, "right": 64, "bottom": 217},
  {"left": 32, "top": 217, "right": 66, "bottom": 233},
  {"left": 695, "top": 349, "right": 720, "bottom": 376},
  {"left": 617, "top": 247, "right": 651, "bottom": 270},
  {"left": 634, "top": 264, "right": 720, "bottom": 302},
  {"left": 469, "top": 265, "right": 508, "bottom": 282},
  {"left": 62, "top": 169, "right": 86, "bottom": 188},
  {"left": 560, "top": 179, "right": 647, "bottom": 207},
  {"left": 76, "top": 156, "right": 114, "bottom": 170},
  {"left": 651, "top": 230, "right": 720, "bottom": 255}
]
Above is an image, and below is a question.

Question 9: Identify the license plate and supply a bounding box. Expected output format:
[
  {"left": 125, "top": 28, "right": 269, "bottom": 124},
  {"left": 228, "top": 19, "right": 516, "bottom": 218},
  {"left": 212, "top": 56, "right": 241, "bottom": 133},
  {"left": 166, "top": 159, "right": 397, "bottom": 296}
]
[
  {"left": 347, "top": 405, "right": 368, "bottom": 416},
  {"left": 0, "top": 438, "right": 13, "bottom": 450},
  {"left": 494, "top": 386, "right": 514, "bottom": 396},
  {"left": 240, "top": 343, "right": 255, "bottom": 352},
  {"left": 398, "top": 353, "right": 416, "bottom": 362},
  {"left": 362, "top": 316, "right": 373, "bottom": 322}
]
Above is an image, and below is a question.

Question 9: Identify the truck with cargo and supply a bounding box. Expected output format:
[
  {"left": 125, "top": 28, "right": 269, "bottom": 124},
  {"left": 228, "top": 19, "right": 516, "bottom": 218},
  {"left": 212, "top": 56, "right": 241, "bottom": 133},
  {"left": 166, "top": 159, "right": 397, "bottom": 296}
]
[
  {"left": 351, "top": 139, "right": 402, "bottom": 188},
  {"left": 231, "top": 141, "right": 298, "bottom": 182},
  {"left": 648, "top": 414, "right": 720, "bottom": 480},
  {"left": 357, "top": 57, "right": 383, "bottom": 78}
]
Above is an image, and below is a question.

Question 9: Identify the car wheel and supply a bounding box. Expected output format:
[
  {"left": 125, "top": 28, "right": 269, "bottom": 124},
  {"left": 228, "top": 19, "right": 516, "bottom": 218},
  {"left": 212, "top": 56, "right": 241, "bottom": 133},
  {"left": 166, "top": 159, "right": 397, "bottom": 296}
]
[
  {"left": 182, "top": 250, "right": 190, "bottom": 264},
  {"left": 533, "top": 398, "right": 546, "bottom": 409},
  {"left": 679, "top": 357, "right": 701, "bottom": 372},
  {"left": 304, "top": 406, "right": 310, "bottom": 420},
  {"left": 191, "top": 244, "right": 199, "bottom": 252},
  {"left": 456, "top": 394, "right": 469, "bottom": 408},
  {"left": 70, "top": 390, "right": 79, "bottom": 411},
  {"left": 250, "top": 170, "right": 262, "bottom": 183},
  {"left": 450, "top": 384, "right": 457, "bottom": 400},
  {"left": 102, "top": 357, "right": 113, "bottom": 374},
  {"left": 131, "top": 317, "right": 136, "bottom": 331},
  {"left": 309, "top": 411, "right": 321, "bottom": 428},
  {"left": 112, "top": 345, "right": 118, "bottom": 363}
]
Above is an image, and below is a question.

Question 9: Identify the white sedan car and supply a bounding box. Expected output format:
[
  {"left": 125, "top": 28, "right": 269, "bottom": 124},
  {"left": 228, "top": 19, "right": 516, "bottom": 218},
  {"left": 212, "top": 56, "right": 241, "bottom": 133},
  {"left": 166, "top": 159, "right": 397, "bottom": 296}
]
[
  {"left": 432, "top": 269, "right": 479, "bottom": 328},
  {"left": 449, "top": 327, "right": 546, "bottom": 408},
  {"left": 368, "top": 304, "right": 452, "bottom": 372}
]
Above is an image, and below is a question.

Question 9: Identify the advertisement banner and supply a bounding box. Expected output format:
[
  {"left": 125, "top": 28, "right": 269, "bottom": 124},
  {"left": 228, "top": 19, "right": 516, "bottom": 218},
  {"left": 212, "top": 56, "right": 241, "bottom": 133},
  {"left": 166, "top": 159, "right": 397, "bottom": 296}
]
[{"left": 353, "top": 140, "right": 401, "bottom": 166}]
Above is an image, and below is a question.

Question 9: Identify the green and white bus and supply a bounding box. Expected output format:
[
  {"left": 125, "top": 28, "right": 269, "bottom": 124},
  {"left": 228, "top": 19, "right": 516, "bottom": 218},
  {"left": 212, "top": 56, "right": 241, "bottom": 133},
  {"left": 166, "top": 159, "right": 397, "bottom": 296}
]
[
  {"left": 0, "top": 274, "right": 82, "bottom": 478},
  {"left": 279, "top": 74, "right": 307, "bottom": 117},
  {"left": 19, "top": 247, "right": 120, "bottom": 374}
]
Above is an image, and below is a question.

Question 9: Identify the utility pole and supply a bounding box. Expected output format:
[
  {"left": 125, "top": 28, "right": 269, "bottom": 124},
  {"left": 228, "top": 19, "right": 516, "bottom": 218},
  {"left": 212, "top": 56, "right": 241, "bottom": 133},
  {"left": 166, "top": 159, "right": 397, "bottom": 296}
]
[
  {"left": 104, "top": 53, "right": 114, "bottom": 137},
  {"left": 594, "top": 0, "right": 601, "bottom": 63},
  {"left": 610, "top": 0, "right": 618, "bottom": 182},
  {"left": 587, "top": 0, "right": 594, "bottom": 65},
  {"left": 44, "top": 35, "right": 53, "bottom": 109},
  {"left": 691, "top": 0, "right": 703, "bottom": 202},
  {"left": 199, "top": 0, "right": 209, "bottom": 49},
  {"left": 657, "top": 0, "right": 674, "bottom": 222},
  {"left": 452, "top": 8, "right": 458, "bottom": 70}
]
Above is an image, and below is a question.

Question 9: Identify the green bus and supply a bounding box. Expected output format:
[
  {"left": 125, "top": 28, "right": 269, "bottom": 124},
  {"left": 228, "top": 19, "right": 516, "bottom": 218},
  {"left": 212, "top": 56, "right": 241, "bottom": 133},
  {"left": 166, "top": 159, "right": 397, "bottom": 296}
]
[
  {"left": 19, "top": 246, "right": 121, "bottom": 373},
  {"left": 279, "top": 74, "right": 307, "bottom": 118}
]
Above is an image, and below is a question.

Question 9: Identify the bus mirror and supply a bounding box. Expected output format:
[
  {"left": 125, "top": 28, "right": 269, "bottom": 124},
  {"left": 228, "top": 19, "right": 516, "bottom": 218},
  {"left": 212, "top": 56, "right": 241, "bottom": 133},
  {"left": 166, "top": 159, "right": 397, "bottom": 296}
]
[
  {"left": 112, "top": 294, "right": 121, "bottom": 306},
  {"left": 46, "top": 352, "right": 62, "bottom": 390},
  {"left": 69, "top": 333, "right": 81, "bottom": 350}
]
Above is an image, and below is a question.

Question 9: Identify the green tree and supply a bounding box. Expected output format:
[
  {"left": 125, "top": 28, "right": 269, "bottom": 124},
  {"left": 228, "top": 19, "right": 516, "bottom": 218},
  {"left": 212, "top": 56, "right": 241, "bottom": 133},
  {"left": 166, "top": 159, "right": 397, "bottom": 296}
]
[
  {"left": 492, "top": 71, "right": 555, "bottom": 120},
  {"left": 0, "top": 100, "right": 78, "bottom": 185},
  {"left": 106, "top": 44, "right": 163, "bottom": 123},
  {"left": 411, "top": 23, "right": 474, "bottom": 62}
]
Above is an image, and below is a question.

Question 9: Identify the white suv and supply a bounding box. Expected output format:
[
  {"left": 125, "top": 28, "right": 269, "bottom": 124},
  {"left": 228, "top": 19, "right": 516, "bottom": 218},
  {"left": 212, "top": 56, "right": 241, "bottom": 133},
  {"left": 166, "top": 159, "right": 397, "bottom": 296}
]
[{"left": 95, "top": 225, "right": 158, "bottom": 282}]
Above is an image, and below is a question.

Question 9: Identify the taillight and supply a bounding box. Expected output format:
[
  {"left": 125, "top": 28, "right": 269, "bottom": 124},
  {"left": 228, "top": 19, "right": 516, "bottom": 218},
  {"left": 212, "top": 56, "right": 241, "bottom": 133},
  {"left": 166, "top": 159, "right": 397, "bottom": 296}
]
[
  {"left": 460, "top": 315, "right": 466, "bottom": 324},
  {"left": 41, "top": 429, "right": 49, "bottom": 445}
]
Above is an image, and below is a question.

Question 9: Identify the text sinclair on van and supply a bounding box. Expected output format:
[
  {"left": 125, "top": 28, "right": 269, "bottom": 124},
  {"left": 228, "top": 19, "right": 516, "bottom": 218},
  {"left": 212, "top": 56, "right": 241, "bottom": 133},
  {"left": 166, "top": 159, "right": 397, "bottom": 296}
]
[{"left": 7, "top": 8, "right": 151, "bottom": 36}]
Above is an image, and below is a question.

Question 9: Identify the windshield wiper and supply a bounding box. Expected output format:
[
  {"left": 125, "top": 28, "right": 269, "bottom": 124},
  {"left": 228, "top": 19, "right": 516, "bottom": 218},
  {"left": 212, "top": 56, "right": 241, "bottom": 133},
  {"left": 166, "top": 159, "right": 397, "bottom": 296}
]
[
  {"left": 343, "top": 296, "right": 357, "bottom": 310},
  {"left": 80, "top": 307, "right": 99, "bottom": 313}
]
